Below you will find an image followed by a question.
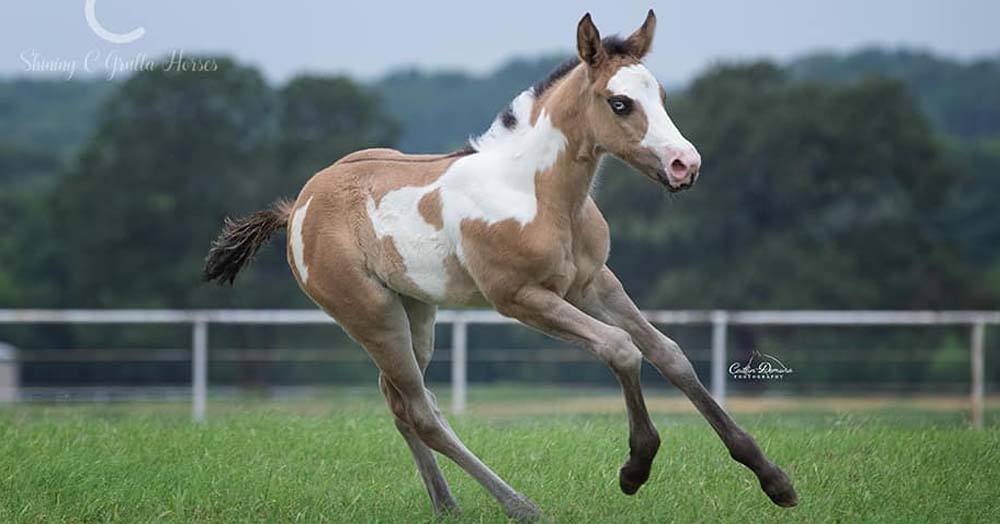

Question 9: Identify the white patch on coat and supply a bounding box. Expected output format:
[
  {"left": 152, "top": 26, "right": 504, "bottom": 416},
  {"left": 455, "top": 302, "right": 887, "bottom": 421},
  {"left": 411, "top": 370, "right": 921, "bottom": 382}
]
[
  {"left": 606, "top": 64, "right": 694, "bottom": 163},
  {"left": 366, "top": 188, "right": 451, "bottom": 298},
  {"left": 290, "top": 196, "right": 313, "bottom": 284},
  {"left": 366, "top": 90, "right": 567, "bottom": 302}
]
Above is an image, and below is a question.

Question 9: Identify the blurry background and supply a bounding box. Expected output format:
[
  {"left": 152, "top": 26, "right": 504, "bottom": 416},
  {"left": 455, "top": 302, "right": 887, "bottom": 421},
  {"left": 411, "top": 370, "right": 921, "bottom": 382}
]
[{"left": 0, "top": 0, "right": 998, "bottom": 404}]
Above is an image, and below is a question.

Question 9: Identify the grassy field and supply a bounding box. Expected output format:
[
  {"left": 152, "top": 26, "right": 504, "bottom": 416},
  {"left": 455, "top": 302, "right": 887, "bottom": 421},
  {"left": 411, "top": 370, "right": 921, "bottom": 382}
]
[{"left": 2, "top": 388, "right": 999, "bottom": 523}]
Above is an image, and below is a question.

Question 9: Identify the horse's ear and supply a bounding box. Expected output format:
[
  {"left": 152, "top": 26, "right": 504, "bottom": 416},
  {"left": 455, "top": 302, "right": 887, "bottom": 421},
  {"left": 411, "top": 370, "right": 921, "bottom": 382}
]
[
  {"left": 577, "top": 13, "right": 606, "bottom": 67},
  {"left": 625, "top": 9, "right": 656, "bottom": 59}
]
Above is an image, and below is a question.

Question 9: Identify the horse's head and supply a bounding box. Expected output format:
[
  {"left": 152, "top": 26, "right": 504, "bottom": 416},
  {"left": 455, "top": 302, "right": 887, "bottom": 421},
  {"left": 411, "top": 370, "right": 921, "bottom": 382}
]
[{"left": 576, "top": 10, "right": 701, "bottom": 192}]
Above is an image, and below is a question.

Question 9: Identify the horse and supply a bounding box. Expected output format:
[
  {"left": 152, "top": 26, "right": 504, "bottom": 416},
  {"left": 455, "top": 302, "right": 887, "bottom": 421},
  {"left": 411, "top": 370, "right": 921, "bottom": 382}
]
[{"left": 203, "top": 10, "right": 798, "bottom": 521}]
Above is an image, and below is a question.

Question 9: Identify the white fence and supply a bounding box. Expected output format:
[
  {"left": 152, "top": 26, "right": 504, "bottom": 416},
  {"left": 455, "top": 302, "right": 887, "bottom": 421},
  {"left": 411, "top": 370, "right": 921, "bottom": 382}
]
[{"left": 0, "top": 309, "right": 996, "bottom": 427}]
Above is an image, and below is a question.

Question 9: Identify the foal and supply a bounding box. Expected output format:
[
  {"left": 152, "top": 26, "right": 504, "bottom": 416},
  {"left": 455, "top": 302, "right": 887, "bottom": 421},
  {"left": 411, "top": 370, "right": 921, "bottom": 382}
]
[{"left": 205, "top": 10, "right": 797, "bottom": 521}]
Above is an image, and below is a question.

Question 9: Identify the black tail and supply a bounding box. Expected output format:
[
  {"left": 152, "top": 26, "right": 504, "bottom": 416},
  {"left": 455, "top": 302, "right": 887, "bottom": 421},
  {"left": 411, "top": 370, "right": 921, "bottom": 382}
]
[{"left": 202, "top": 199, "right": 293, "bottom": 285}]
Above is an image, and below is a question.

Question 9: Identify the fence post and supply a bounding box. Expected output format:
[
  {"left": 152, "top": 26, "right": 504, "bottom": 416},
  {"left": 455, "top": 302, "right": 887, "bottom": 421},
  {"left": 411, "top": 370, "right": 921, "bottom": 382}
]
[
  {"left": 0, "top": 343, "right": 17, "bottom": 403},
  {"left": 451, "top": 314, "right": 467, "bottom": 414},
  {"left": 711, "top": 310, "right": 728, "bottom": 408},
  {"left": 971, "top": 322, "right": 985, "bottom": 429},
  {"left": 192, "top": 319, "right": 208, "bottom": 423}
]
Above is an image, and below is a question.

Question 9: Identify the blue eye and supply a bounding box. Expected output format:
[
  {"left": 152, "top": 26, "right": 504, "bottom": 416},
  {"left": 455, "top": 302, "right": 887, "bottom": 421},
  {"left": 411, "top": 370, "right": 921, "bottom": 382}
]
[{"left": 608, "top": 96, "right": 633, "bottom": 116}]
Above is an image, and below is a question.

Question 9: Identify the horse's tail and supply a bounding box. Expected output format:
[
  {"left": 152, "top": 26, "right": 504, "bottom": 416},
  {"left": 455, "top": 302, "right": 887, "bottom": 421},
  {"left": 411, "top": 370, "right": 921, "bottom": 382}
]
[{"left": 202, "top": 198, "right": 294, "bottom": 286}]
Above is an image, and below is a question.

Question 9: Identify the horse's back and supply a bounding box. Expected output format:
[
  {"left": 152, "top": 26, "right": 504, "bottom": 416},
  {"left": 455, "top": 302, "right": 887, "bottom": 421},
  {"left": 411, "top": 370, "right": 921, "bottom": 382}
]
[
  {"left": 334, "top": 148, "right": 461, "bottom": 165},
  {"left": 298, "top": 148, "right": 463, "bottom": 204},
  {"left": 286, "top": 147, "right": 475, "bottom": 306}
]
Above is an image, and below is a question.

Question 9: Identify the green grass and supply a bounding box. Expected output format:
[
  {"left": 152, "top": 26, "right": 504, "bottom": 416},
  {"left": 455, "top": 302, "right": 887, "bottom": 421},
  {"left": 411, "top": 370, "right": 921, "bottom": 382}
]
[{"left": 1, "top": 395, "right": 999, "bottom": 523}]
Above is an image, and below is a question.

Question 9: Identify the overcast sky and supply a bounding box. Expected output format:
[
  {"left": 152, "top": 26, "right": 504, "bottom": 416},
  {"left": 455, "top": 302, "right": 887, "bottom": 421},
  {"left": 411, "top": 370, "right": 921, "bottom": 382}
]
[{"left": 3, "top": 0, "right": 998, "bottom": 84}]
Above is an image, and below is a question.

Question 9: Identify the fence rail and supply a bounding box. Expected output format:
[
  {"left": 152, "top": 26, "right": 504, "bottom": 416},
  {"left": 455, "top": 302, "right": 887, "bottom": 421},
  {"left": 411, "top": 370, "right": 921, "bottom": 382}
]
[{"left": 0, "top": 309, "right": 994, "bottom": 427}]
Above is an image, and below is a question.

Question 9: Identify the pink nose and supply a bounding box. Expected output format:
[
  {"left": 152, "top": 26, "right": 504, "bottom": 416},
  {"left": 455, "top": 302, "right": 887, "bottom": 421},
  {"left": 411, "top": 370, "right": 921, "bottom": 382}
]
[{"left": 668, "top": 148, "right": 702, "bottom": 182}]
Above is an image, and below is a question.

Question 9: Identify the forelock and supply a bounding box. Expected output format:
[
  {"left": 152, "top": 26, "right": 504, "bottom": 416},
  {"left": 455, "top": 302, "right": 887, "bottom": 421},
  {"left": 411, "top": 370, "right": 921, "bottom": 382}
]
[{"left": 601, "top": 35, "right": 640, "bottom": 58}]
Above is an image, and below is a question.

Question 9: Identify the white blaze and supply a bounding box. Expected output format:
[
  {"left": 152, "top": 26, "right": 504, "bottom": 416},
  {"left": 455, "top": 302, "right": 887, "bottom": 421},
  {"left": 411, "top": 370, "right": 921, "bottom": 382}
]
[
  {"left": 606, "top": 64, "right": 694, "bottom": 163},
  {"left": 290, "top": 196, "right": 313, "bottom": 284}
]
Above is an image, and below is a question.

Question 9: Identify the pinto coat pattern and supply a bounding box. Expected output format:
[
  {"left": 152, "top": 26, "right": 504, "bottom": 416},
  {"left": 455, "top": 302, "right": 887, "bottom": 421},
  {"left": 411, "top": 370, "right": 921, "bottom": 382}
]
[{"left": 204, "top": 10, "right": 797, "bottom": 522}]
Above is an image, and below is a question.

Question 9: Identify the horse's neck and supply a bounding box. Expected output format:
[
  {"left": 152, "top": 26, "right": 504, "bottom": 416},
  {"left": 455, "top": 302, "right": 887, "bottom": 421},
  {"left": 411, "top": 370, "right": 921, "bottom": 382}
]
[
  {"left": 470, "top": 69, "right": 599, "bottom": 217},
  {"left": 536, "top": 148, "right": 600, "bottom": 217},
  {"left": 532, "top": 72, "right": 600, "bottom": 216}
]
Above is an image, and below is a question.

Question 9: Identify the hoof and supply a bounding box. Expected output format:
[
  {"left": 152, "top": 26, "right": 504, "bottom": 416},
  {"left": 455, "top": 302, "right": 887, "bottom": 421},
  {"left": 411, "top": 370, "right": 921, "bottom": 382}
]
[
  {"left": 431, "top": 491, "right": 460, "bottom": 519},
  {"left": 505, "top": 495, "right": 542, "bottom": 524},
  {"left": 760, "top": 466, "right": 798, "bottom": 507},
  {"left": 618, "top": 459, "right": 652, "bottom": 495},
  {"left": 433, "top": 501, "right": 461, "bottom": 522}
]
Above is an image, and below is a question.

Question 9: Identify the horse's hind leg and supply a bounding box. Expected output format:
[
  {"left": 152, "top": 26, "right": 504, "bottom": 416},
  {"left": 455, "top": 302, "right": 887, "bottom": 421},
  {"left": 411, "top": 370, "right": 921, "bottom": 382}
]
[
  {"left": 379, "top": 376, "right": 457, "bottom": 514},
  {"left": 316, "top": 269, "right": 539, "bottom": 522},
  {"left": 378, "top": 297, "right": 457, "bottom": 513}
]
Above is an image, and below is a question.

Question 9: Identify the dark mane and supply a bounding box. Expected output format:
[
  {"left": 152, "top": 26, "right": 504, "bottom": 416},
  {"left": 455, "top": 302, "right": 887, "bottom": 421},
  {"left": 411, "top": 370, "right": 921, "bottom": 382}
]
[
  {"left": 531, "top": 36, "right": 633, "bottom": 98},
  {"left": 479, "top": 35, "right": 635, "bottom": 143},
  {"left": 531, "top": 58, "right": 580, "bottom": 98},
  {"left": 446, "top": 144, "right": 477, "bottom": 157},
  {"left": 492, "top": 57, "right": 579, "bottom": 130}
]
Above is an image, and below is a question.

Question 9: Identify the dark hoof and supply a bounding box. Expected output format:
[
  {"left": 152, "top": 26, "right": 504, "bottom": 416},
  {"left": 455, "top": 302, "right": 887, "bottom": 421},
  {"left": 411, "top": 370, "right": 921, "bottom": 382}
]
[
  {"left": 618, "top": 460, "right": 652, "bottom": 495},
  {"left": 505, "top": 495, "right": 542, "bottom": 524},
  {"left": 433, "top": 501, "right": 461, "bottom": 522},
  {"left": 760, "top": 466, "right": 798, "bottom": 507}
]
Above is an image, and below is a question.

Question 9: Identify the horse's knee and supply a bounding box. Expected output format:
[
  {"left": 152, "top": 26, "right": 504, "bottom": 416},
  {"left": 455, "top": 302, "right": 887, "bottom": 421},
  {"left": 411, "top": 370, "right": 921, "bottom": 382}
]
[
  {"left": 647, "top": 337, "right": 697, "bottom": 384},
  {"left": 598, "top": 327, "right": 643, "bottom": 372},
  {"left": 614, "top": 344, "right": 643, "bottom": 374},
  {"left": 665, "top": 353, "right": 696, "bottom": 382}
]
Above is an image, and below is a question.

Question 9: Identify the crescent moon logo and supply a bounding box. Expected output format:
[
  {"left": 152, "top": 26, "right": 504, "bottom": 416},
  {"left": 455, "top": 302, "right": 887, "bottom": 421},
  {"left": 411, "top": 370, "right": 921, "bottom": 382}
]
[{"left": 84, "top": 0, "right": 145, "bottom": 44}]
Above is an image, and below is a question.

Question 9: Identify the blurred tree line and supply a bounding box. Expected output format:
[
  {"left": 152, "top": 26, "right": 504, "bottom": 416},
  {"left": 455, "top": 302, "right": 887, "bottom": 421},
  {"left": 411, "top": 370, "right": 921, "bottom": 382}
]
[
  {"left": 1, "top": 59, "right": 398, "bottom": 311},
  {"left": 0, "top": 48, "right": 997, "bottom": 390}
]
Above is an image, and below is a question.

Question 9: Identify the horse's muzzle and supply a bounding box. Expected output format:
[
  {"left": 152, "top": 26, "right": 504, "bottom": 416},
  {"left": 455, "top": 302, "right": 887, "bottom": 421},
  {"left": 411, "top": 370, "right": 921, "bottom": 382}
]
[{"left": 656, "top": 168, "right": 697, "bottom": 193}]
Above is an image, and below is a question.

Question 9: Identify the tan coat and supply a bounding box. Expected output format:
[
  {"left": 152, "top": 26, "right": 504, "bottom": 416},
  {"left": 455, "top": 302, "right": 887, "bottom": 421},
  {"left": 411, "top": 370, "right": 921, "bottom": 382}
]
[{"left": 203, "top": 11, "right": 795, "bottom": 522}]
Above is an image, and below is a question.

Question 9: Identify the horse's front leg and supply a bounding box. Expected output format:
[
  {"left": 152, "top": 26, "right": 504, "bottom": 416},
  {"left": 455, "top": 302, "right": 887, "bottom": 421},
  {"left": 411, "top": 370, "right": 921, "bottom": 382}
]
[
  {"left": 494, "top": 285, "right": 661, "bottom": 495},
  {"left": 578, "top": 266, "right": 799, "bottom": 507}
]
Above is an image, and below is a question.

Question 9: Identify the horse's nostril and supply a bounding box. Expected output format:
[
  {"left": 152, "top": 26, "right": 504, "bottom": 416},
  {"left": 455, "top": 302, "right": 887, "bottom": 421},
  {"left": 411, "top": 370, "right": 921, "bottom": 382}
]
[{"left": 670, "top": 158, "right": 688, "bottom": 176}]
